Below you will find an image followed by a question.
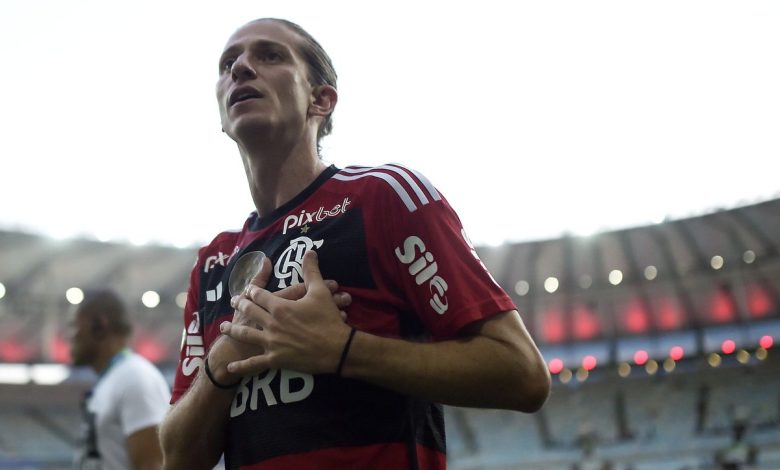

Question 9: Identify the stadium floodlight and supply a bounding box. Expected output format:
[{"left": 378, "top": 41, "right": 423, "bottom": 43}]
[
  {"left": 633, "top": 350, "right": 649, "bottom": 366},
  {"left": 142, "top": 290, "right": 161, "bottom": 308},
  {"left": 548, "top": 358, "right": 564, "bottom": 375},
  {"left": 608, "top": 269, "right": 623, "bottom": 286},
  {"left": 710, "top": 255, "right": 724, "bottom": 270},
  {"left": 743, "top": 250, "right": 756, "bottom": 264},
  {"left": 0, "top": 282, "right": 5, "bottom": 300},
  {"left": 669, "top": 346, "right": 685, "bottom": 361},
  {"left": 514, "top": 280, "right": 530, "bottom": 297},
  {"left": 65, "top": 287, "right": 84, "bottom": 305},
  {"left": 544, "top": 277, "right": 559, "bottom": 293},
  {"left": 644, "top": 265, "right": 657, "bottom": 281},
  {"left": 708, "top": 353, "right": 722, "bottom": 367},
  {"left": 736, "top": 350, "right": 750, "bottom": 364},
  {"left": 645, "top": 360, "right": 658, "bottom": 375},
  {"left": 582, "top": 355, "right": 597, "bottom": 371}
]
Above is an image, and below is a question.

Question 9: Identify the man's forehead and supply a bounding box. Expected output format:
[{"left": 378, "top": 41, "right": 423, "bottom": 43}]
[{"left": 224, "top": 20, "right": 302, "bottom": 52}]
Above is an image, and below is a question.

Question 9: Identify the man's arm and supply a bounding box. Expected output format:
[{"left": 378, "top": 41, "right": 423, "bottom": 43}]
[
  {"left": 223, "top": 250, "right": 550, "bottom": 412},
  {"left": 343, "top": 309, "right": 549, "bottom": 412},
  {"left": 127, "top": 426, "right": 164, "bottom": 470},
  {"left": 160, "top": 272, "right": 352, "bottom": 470},
  {"left": 159, "top": 337, "right": 240, "bottom": 470}
]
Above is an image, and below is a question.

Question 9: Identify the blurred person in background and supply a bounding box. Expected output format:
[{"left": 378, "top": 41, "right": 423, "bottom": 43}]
[
  {"left": 715, "top": 419, "right": 758, "bottom": 470},
  {"left": 160, "top": 17, "right": 550, "bottom": 470},
  {"left": 69, "top": 289, "right": 170, "bottom": 470}
]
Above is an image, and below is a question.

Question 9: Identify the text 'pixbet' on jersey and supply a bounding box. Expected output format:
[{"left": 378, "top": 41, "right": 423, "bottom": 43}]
[{"left": 282, "top": 197, "right": 352, "bottom": 234}]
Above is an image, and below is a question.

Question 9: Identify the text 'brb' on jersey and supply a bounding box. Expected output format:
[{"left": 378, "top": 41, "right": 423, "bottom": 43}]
[{"left": 172, "top": 164, "right": 516, "bottom": 470}]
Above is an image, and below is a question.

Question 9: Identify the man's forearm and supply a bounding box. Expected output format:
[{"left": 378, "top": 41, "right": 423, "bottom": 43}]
[
  {"left": 160, "top": 354, "right": 238, "bottom": 469},
  {"left": 127, "top": 426, "right": 165, "bottom": 470},
  {"left": 340, "top": 311, "right": 550, "bottom": 412},
  {"left": 221, "top": 271, "right": 550, "bottom": 412}
]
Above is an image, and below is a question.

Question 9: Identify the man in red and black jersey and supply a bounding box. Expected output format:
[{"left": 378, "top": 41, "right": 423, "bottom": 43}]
[{"left": 160, "top": 18, "right": 550, "bottom": 470}]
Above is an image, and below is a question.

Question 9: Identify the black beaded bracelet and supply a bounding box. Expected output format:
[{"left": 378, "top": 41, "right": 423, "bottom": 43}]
[
  {"left": 204, "top": 356, "right": 242, "bottom": 390},
  {"left": 336, "top": 327, "right": 358, "bottom": 377}
]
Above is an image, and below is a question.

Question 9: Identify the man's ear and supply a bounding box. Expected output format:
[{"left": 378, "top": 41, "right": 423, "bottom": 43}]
[{"left": 309, "top": 84, "right": 338, "bottom": 118}]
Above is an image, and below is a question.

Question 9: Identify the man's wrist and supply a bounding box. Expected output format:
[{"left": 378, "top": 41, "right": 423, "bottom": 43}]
[
  {"left": 336, "top": 327, "right": 357, "bottom": 376},
  {"left": 203, "top": 337, "right": 243, "bottom": 388},
  {"left": 204, "top": 356, "right": 242, "bottom": 389}
]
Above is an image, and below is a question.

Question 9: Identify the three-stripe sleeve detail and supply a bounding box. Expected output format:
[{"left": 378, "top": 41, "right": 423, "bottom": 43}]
[{"left": 333, "top": 164, "right": 440, "bottom": 213}]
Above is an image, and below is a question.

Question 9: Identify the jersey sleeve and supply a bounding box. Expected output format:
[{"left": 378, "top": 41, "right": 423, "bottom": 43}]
[
  {"left": 372, "top": 164, "right": 515, "bottom": 339},
  {"left": 119, "top": 360, "right": 172, "bottom": 436},
  {"left": 170, "top": 251, "right": 205, "bottom": 404}
]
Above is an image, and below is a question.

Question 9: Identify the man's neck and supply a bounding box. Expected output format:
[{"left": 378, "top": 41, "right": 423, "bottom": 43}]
[
  {"left": 92, "top": 340, "right": 129, "bottom": 375},
  {"left": 239, "top": 139, "right": 328, "bottom": 217}
]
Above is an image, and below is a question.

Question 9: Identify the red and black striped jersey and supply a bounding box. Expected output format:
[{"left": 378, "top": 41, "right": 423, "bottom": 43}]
[{"left": 172, "top": 164, "right": 516, "bottom": 470}]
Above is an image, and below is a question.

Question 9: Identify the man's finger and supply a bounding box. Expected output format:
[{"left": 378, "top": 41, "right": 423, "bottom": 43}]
[
  {"left": 232, "top": 296, "right": 272, "bottom": 329},
  {"left": 245, "top": 284, "right": 283, "bottom": 313},
  {"left": 324, "top": 280, "right": 339, "bottom": 293},
  {"left": 274, "top": 279, "right": 339, "bottom": 301},
  {"left": 301, "top": 250, "right": 327, "bottom": 292},
  {"left": 227, "top": 356, "right": 271, "bottom": 376},
  {"left": 333, "top": 291, "right": 352, "bottom": 309},
  {"left": 219, "top": 321, "right": 266, "bottom": 346},
  {"left": 249, "top": 256, "right": 273, "bottom": 289},
  {"left": 275, "top": 283, "right": 307, "bottom": 301}
]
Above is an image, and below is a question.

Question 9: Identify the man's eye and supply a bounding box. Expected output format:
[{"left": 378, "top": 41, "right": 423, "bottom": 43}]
[
  {"left": 262, "top": 52, "right": 282, "bottom": 63},
  {"left": 221, "top": 58, "right": 235, "bottom": 72}
]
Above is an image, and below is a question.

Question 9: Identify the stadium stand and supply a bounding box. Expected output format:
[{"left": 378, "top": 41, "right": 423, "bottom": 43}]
[{"left": 1, "top": 198, "right": 778, "bottom": 469}]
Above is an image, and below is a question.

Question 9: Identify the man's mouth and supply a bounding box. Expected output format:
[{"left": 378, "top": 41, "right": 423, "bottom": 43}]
[{"left": 229, "top": 87, "right": 264, "bottom": 106}]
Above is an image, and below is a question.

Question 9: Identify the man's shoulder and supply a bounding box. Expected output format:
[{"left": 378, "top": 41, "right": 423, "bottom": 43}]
[
  {"left": 124, "top": 352, "right": 162, "bottom": 376},
  {"left": 332, "top": 163, "right": 441, "bottom": 213},
  {"left": 201, "top": 220, "right": 250, "bottom": 251},
  {"left": 115, "top": 353, "right": 167, "bottom": 383},
  {"left": 193, "top": 216, "right": 253, "bottom": 266}
]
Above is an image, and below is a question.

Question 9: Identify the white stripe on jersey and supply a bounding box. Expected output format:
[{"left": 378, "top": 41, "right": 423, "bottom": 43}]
[
  {"left": 338, "top": 164, "right": 441, "bottom": 211},
  {"left": 333, "top": 171, "right": 418, "bottom": 212},
  {"left": 341, "top": 165, "right": 430, "bottom": 205},
  {"left": 388, "top": 164, "right": 442, "bottom": 202}
]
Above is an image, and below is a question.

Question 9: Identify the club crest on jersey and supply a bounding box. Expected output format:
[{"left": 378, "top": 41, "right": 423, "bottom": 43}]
[
  {"left": 274, "top": 236, "right": 324, "bottom": 288},
  {"left": 394, "top": 235, "right": 449, "bottom": 314},
  {"left": 282, "top": 197, "right": 351, "bottom": 234}
]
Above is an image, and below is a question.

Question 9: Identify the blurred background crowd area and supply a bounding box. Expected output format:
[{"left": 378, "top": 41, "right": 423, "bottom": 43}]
[{"left": 1, "top": 198, "right": 779, "bottom": 469}]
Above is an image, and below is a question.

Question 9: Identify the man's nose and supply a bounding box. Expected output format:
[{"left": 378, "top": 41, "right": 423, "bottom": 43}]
[{"left": 231, "top": 54, "right": 257, "bottom": 82}]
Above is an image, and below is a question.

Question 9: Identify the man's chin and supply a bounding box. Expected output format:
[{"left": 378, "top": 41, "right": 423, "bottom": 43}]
[{"left": 228, "top": 117, "right": 275, "bottom": 142}]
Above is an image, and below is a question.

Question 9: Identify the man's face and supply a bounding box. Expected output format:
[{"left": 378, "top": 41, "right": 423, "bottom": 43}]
[
  {"left": 216, "top": 20, "right": 313, "bottom": 141},
  {"left": 68, "top": 310, "right": 98, "bottom": 366}
]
